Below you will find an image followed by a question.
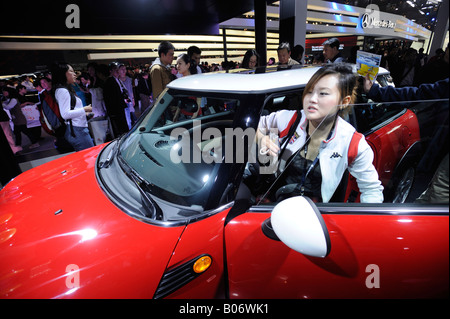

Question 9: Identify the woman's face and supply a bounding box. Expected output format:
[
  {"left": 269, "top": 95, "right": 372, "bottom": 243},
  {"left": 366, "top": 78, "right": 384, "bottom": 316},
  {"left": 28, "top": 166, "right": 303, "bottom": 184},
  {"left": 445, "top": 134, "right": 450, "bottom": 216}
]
[
  {"left": 65, "top": 65, "right": 77, "bottom": 85},
  {"left": 248, "top": 55, "right": 258, "bottom": 68},
  {"left": 303, "top": 74, "right": 344, "bottom": 125},
  {"left": 176, "top": 58, "right": 190, "bottom": 75}
]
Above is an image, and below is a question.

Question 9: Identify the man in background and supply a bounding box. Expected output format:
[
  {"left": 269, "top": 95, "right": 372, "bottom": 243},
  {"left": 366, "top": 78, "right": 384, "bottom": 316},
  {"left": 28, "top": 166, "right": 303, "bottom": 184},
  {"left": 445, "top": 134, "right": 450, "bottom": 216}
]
[
  {"left": 277, "top": 42, "right": 300, "bottom": 67},
  {"left": 150, "top": 41, "right": 175, "bottom": 100},
  {"left": 322, "top": 37, "right": 346, "bottom": 63},
  {"left": 188, "top": 45, "right": 203, "bottom": 74}
]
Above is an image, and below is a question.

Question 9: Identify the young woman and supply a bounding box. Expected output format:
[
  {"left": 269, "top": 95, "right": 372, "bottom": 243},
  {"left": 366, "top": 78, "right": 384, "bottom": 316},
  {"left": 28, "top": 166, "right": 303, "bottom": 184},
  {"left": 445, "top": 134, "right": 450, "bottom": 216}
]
[
  {"left": 173, "top": 54, "right": 200, "bottom": 121},
  {"left": 257, "top": 63, "right": 383, "bottom": 203},
  {"left": 51, "top": 62, "right": 93, "bottom": 151},
  {"left": 176, "top": 53, "right": 197, "bottom": 77},
  {"left": 241, "top": 49, "right": 260, "bottom": 69}
]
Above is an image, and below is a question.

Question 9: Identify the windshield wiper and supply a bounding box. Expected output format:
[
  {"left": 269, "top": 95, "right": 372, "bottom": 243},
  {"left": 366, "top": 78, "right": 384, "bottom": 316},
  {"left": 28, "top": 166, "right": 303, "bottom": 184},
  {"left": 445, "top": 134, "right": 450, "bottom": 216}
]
[
  {"left": 117, "top": 153, "right": 163, "bottom": 220},
  {"left": 98, "top": 136, "right": 122, "bottom": 169},
  {"left": 129, "top": 171, "right": 163, "bottom": 220}
]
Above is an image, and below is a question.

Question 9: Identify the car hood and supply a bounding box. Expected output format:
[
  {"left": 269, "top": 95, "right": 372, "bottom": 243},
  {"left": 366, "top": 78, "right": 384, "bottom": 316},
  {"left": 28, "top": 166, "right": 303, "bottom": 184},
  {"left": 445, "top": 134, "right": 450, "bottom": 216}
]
[{"left": 0, "top": 145, "right": 185, "bottom": 298}]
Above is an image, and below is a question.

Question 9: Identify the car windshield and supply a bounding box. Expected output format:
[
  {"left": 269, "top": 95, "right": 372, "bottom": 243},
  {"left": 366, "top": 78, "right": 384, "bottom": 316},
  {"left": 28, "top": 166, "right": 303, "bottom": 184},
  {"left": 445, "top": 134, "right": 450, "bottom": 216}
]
[{"left": 118, "top": 88, "right": 247, "bottom": 211}]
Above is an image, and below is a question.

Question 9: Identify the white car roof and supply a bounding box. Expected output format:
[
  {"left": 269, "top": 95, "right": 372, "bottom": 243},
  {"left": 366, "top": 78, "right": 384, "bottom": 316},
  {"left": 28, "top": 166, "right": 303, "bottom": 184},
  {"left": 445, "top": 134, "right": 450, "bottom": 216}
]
[
  {"left": 167, "top": 66, "right": 321, "bottom": 94},
  {"left": 167, "top": 65, "right": 390, "bottom": 94}
]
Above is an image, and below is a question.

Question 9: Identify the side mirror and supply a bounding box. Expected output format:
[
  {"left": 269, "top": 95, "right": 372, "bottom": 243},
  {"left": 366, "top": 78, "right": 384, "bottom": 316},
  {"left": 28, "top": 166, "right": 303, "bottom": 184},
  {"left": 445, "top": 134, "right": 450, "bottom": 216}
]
[{"left": 270, "top": 196, "right": 331, "bottom": 258}]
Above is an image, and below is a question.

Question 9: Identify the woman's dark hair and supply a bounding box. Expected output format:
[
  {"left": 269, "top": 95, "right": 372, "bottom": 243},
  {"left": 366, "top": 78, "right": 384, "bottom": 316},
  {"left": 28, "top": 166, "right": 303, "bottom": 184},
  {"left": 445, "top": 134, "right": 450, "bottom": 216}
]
[
  {"left": 50, "top": 62, "right": 74, "bottom": 89},
  {"left": 242, "top": 49, "right": 260, "bottom": 69},
  {"left": 50, "top": 62, "right": 76, "bottom": 96},
  {"left": 177, "top": 53, "right": 197, "bottom": 75}
]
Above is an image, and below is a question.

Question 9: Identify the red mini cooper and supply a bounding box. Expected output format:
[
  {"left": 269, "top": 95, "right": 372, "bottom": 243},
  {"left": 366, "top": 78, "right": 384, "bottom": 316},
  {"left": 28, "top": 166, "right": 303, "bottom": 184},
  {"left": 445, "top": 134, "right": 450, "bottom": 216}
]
[{"left": 0, "top": 66, "right": 448, "bottom": 299}]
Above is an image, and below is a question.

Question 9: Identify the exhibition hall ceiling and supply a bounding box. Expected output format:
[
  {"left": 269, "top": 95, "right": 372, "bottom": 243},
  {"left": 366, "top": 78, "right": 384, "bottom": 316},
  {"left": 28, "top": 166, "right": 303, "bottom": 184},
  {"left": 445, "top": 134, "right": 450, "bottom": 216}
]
[
  {"left": 1, "top": 0, "right": 277, "bottom": 35},
  {"left": 1, "top": 0, "right": 444, "bottom": 35}
]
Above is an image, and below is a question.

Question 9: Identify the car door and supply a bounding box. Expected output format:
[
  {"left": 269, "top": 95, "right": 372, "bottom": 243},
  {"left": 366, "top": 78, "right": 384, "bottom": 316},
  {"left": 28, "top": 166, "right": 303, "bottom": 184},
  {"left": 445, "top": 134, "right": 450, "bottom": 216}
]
[
  {"left": 224, "top": 81, "right": 448, "bottom": 299},
  {"left": 224, "top": 202, "right": 449, "bottom": 298}
]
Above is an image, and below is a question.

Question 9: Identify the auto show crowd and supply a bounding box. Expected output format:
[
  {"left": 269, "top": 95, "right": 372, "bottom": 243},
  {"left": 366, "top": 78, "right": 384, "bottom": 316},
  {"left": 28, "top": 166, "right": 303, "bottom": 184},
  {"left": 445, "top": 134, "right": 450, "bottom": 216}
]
[{"left": 1, "top": 39, "right": 448, "bottom": 156}]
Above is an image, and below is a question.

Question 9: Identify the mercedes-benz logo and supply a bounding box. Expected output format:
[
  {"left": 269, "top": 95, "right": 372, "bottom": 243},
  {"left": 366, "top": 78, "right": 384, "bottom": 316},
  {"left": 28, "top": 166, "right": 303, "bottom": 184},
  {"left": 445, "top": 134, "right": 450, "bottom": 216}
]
[{"left": 361, "top": 13, "right": 371, "bottom": 29}]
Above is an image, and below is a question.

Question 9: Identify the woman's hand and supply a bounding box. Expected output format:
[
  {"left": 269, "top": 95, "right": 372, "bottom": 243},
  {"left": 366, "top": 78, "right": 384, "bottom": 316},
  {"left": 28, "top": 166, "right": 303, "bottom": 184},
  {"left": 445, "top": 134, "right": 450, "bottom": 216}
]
[
  {"left": 363, "top": 74, "right": 374, "bottom": 93},
  {"left": 259, "top": 134, "right": 280, "bottom": 157},
  {"left": 83, "top": 104, "right": 92, "bottom": 113}
]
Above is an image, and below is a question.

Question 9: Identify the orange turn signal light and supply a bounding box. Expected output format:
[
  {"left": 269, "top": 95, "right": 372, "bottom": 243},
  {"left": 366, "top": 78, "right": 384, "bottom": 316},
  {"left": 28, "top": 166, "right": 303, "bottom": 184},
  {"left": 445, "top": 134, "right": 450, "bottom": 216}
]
[{"left": 193, "top": 255, "right": 212, "bottom": 273}]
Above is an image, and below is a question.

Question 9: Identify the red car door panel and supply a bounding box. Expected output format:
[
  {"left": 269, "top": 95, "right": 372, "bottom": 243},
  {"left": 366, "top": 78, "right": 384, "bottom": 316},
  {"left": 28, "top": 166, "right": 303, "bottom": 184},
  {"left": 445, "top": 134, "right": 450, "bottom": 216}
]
[{"left": 225, "top": 206, "right": 449, "bottom": 298}]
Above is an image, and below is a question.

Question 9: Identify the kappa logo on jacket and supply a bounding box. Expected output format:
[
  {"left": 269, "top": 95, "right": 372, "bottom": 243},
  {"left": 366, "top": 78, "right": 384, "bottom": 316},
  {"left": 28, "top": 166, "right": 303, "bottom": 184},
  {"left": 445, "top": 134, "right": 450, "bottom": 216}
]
[{"left": 330, "top": 152, "right": 342, "bottom": 159}]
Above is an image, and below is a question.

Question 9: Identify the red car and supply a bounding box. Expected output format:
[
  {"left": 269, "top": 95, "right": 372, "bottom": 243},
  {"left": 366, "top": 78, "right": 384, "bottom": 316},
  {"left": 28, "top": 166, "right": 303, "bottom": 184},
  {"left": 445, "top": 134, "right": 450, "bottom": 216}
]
[{"left": 0, "top": 66, "right": 448, "bottom": 299}]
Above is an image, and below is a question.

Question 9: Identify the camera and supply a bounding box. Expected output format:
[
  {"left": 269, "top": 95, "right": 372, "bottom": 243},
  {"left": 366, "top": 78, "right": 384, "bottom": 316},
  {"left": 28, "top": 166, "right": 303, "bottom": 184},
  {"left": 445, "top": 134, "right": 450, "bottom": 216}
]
[{"left": 122, "top": 90, "right": 131, "bottom": 104}]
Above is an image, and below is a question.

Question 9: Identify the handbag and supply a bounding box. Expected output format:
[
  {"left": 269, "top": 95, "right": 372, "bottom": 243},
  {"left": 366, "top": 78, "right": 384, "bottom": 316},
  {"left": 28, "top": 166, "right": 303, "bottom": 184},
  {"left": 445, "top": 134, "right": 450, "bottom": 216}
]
[{"left": 88, "top": 116, "right": 113, "bottom": 145}]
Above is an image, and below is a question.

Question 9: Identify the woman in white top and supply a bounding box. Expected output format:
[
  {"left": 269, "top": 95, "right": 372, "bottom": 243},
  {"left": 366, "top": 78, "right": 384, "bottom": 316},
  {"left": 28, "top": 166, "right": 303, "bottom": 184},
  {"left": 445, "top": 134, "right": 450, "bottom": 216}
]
[
  {"left": 51, "top": 62, "right": 93, "bottom": 151},
  {"left": 257, "top": 63, "right": 383, "bottom": 203}
]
